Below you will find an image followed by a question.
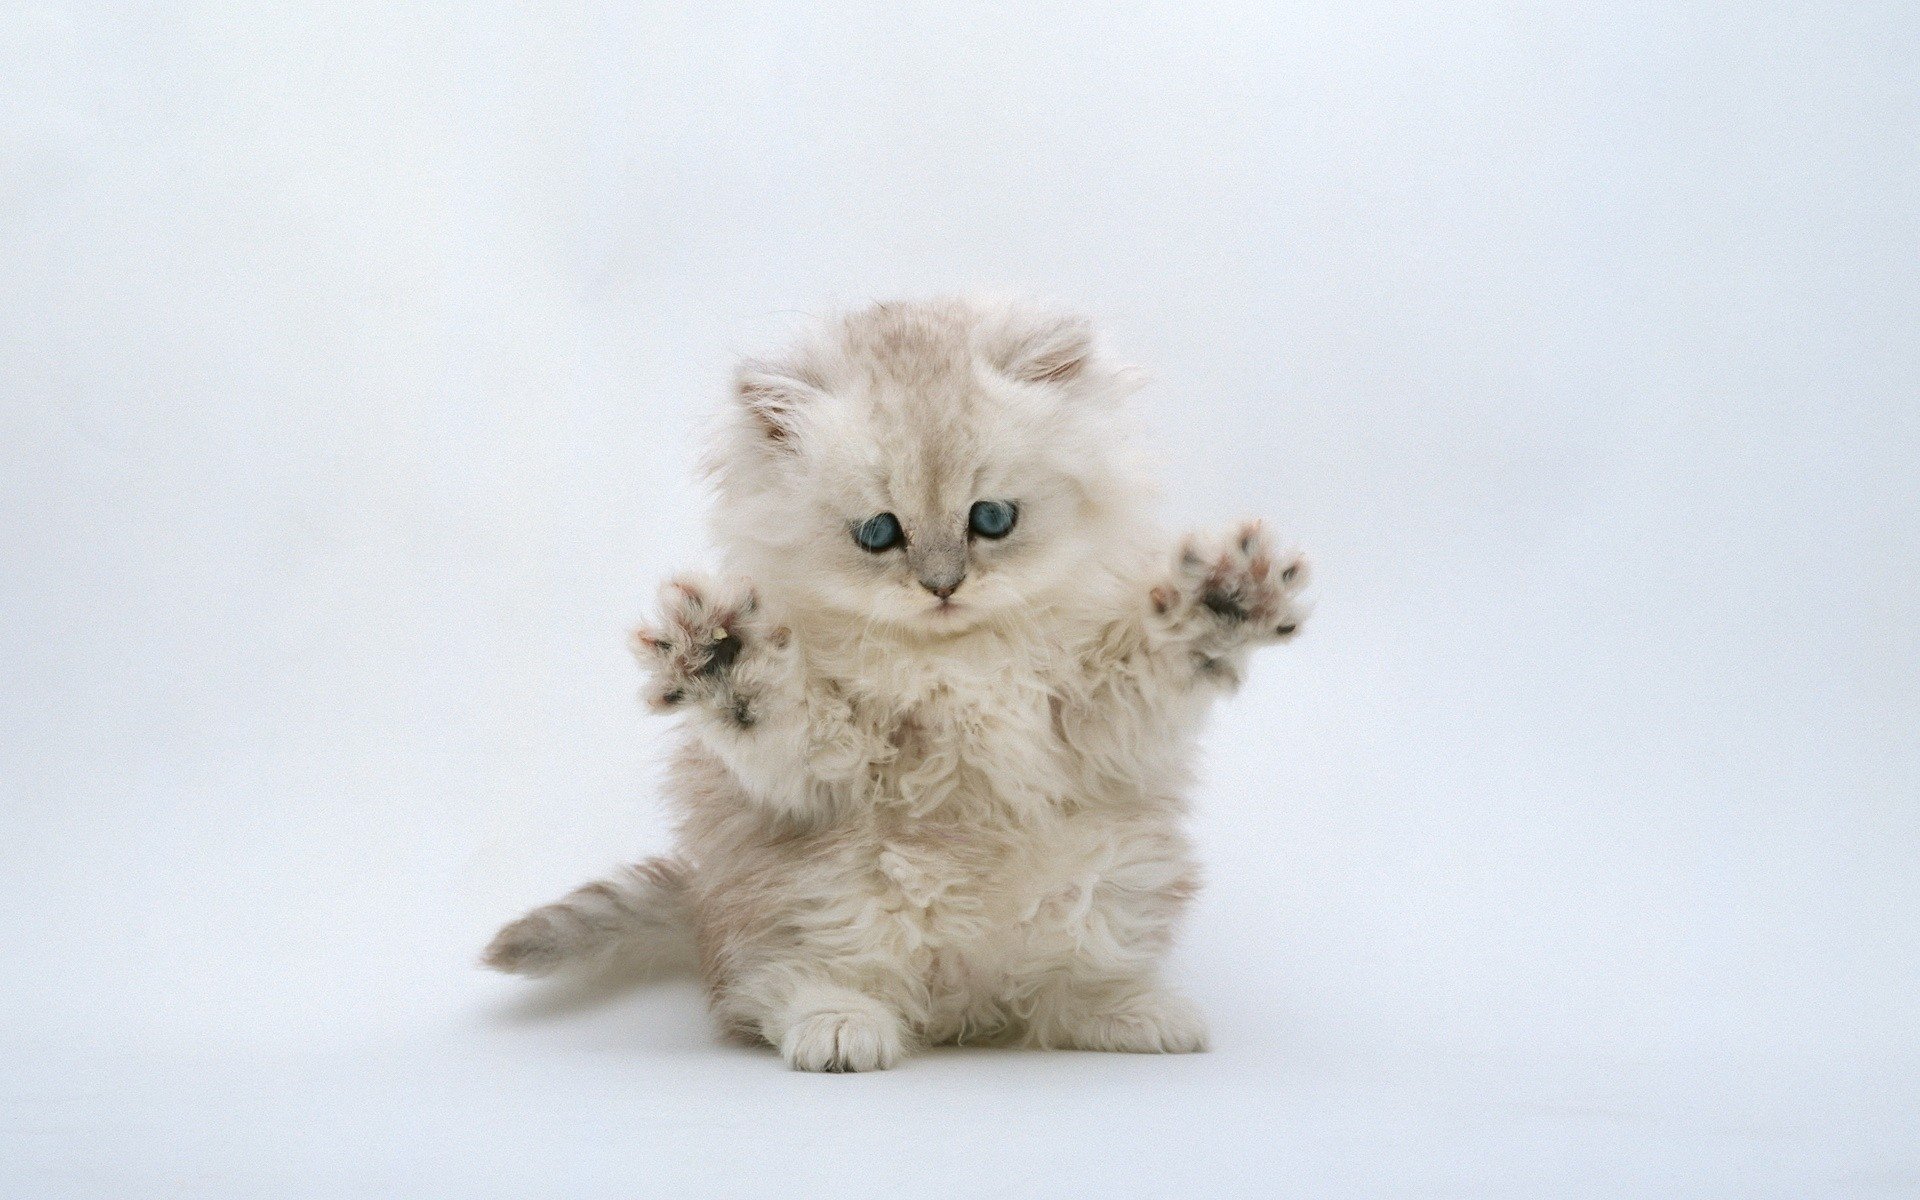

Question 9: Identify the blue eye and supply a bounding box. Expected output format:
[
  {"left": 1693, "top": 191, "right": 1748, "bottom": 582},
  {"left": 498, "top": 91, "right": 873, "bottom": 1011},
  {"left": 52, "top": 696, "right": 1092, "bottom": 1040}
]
[
  {"left": 853, "top": 512, "right": 903, "bottom": 552},
  {"left": 969, "top": 500, "right": 1017, "bottom": 539}
]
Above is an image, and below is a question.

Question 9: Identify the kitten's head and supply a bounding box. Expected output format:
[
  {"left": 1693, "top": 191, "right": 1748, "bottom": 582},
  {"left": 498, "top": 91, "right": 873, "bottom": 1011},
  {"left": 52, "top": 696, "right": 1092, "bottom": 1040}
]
[{"left": 707, "top": 299, "right": 1149, "bottom": 639}]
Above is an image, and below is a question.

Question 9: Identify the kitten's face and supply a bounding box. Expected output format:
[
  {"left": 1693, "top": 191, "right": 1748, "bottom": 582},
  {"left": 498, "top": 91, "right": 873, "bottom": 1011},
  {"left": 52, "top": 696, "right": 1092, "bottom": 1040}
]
[
  {"left": 785, "top": 407, "right": 1093, "bottom": 634},
  {"left": 711, "top": 301, "right": 1140, "bottom": 639}
]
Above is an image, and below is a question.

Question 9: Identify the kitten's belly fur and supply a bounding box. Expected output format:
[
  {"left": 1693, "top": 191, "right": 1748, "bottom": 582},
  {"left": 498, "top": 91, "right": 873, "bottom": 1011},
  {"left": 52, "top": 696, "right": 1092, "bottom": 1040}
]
[
  {"left": 679, "top": 666, "right": 1198, "bottom": 1044},
  {"left": 853, "top": 786, "right": 1190, "bottom": 1042}
]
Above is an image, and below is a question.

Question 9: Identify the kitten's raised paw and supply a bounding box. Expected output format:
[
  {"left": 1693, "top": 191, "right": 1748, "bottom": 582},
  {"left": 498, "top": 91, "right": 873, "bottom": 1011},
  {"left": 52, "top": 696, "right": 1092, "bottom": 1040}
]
[
  {"left": 630, "top": 574, "right": 782, "bottom": 714},
  {"left": 1153, "top": 520, "right": 1309, "bottom": 645}
]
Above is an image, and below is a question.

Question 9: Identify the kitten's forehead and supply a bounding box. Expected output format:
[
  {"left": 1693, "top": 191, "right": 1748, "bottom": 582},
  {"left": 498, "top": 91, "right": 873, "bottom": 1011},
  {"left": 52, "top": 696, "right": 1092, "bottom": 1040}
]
[
  {"left": 860, "top": 387, "right": 986, "bottom": 505},
  {"left": 721, "top": 297, "right": 1122, "bottom": 522},
  {"left": 834, "top": 304, "right": 1005, "bottom": 508},
  {"left": 839, "top": 299, "right": 978, "bottom": 387}
]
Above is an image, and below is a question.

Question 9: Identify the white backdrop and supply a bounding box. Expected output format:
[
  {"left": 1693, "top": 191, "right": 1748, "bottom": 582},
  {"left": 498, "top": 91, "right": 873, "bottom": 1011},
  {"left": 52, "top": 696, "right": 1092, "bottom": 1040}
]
[{"left": 3, "top": 3, "right": 1916, "bottom": 1196}]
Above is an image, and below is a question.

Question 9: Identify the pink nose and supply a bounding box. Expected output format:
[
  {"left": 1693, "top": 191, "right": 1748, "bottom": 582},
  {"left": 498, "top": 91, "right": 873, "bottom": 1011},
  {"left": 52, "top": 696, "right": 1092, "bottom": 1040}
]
[{"left": 921, "top": 578, "right": 961, "bottom": 600}]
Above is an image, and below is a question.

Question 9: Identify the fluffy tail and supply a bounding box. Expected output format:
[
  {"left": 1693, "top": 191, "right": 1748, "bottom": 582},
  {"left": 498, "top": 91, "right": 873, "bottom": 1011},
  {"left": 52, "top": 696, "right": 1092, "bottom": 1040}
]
[{"left": 482, "top": 855, "right": 694, "bottom": 978}]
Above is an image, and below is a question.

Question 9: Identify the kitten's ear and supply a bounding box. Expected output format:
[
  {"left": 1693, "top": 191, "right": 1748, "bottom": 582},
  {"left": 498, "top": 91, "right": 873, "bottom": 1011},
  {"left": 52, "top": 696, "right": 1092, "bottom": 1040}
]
[
  {"left": 988, "top": 311, "right": 1095, "bottom": 386},
  {"left": 733, "top": 359, "right": 820, "bottom": 448}
]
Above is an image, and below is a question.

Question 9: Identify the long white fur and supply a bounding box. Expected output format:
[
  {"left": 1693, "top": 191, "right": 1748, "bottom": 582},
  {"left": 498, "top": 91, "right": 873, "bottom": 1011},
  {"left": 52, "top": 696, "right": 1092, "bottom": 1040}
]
[{"left": 484, "top": 298, "right": 1308, "bottom": 1071}]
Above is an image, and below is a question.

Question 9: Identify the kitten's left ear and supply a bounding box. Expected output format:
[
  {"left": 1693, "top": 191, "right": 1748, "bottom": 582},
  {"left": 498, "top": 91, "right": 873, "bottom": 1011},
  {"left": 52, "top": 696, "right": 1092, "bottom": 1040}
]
[
  {"left": 733, "top": 359, "right": 821, "bottom": 449},
  {"left": 988, "top": 310, "right": 1095, "bottom": 386}
]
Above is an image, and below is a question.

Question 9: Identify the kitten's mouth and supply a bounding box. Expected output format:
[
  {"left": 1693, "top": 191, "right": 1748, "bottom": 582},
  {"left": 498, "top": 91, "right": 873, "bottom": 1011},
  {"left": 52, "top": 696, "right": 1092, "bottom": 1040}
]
[{"left": 925, "top": 598, "right": 969, "bottom": 621}]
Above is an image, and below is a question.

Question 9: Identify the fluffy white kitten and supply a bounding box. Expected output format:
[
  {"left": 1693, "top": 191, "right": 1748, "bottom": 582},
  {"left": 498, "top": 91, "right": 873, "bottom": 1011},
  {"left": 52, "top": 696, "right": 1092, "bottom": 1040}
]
[{"left": 485, "top": 298, "right": 1309, "bottom": 1071}]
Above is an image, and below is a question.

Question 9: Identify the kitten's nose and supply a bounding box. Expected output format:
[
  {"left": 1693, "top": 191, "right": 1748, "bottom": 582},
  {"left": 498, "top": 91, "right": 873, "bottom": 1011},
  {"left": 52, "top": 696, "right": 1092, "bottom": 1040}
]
[
  {"left": 920, "top": 575, "right": 963, "bottom": 600},
  {"left": 909, "top": 536, "right": 967, "bottom": 601}
]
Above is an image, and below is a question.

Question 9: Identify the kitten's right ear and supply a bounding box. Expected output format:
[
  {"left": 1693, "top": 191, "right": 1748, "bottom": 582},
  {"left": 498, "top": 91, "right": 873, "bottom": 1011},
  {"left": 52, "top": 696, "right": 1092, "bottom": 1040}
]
[
  {"left": 988, "top": 310, "right": 1096, "bottom": 386},
  {"left": 733, "top": 359, "right": 820, "bottom": 449}
]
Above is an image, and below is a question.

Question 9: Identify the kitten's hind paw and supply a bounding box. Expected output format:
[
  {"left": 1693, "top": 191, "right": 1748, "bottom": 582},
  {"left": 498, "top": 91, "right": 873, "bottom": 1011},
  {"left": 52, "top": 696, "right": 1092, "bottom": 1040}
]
[
  {"left": 630, "top": 574, "right": 786, "bottom": 717},
  {"left": 780, "top": 1009, "right": 905, "bottom": 1073},
  {"left": 771, "top": 986, "right": 908, "bottom": 1073},
  {"left": 1056, "top": 989, "right": 1211, "bottom": 1055}
]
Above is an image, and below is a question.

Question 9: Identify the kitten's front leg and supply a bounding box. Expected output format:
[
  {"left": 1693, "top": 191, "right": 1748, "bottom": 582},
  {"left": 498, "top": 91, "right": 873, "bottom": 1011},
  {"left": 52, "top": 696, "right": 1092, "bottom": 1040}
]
[
  {"left": 1147, "top": 520, "right": 1309, "bottom": 687},
  {"left": 632, "top": 575, "right": 830, "bottom": 816}
]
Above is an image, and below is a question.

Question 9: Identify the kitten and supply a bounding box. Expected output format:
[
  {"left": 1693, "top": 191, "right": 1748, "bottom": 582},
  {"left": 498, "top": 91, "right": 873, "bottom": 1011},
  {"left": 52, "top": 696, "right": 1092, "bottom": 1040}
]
[{"left": 484, "top": 298, "right": 1309, "bottom": 1071}]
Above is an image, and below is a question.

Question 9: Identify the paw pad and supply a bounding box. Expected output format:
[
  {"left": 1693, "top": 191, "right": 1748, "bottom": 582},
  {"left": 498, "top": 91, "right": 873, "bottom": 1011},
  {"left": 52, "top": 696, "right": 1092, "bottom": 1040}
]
[
  {"left": 632, "top": 574, "right": 767, "bottom": 711},
  {"left": 1158, "top": 522, "right": 1310, "bottom": 646}
]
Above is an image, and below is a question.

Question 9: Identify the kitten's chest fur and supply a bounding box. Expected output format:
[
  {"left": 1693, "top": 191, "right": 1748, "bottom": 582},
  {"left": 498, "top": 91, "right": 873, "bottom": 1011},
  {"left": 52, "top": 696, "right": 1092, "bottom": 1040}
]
[
  {"left": 815, "top": 645, "right": 1120, "bottom": 1002},
  {"left": 835, "top": 639, "right": 1074, "bottom": 821}
]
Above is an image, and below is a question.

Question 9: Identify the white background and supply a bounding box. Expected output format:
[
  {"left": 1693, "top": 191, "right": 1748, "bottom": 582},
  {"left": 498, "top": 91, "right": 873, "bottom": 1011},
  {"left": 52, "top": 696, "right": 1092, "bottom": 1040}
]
[{"left": 3, "top": 3, "right": 1916, "bottom": 1196}]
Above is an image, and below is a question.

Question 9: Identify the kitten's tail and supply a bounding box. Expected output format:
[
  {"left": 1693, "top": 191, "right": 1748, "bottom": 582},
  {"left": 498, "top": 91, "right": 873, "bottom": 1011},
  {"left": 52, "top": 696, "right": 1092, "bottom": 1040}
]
[{"left": 481, "top": 855, "right": 695, "bottom": 978}]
